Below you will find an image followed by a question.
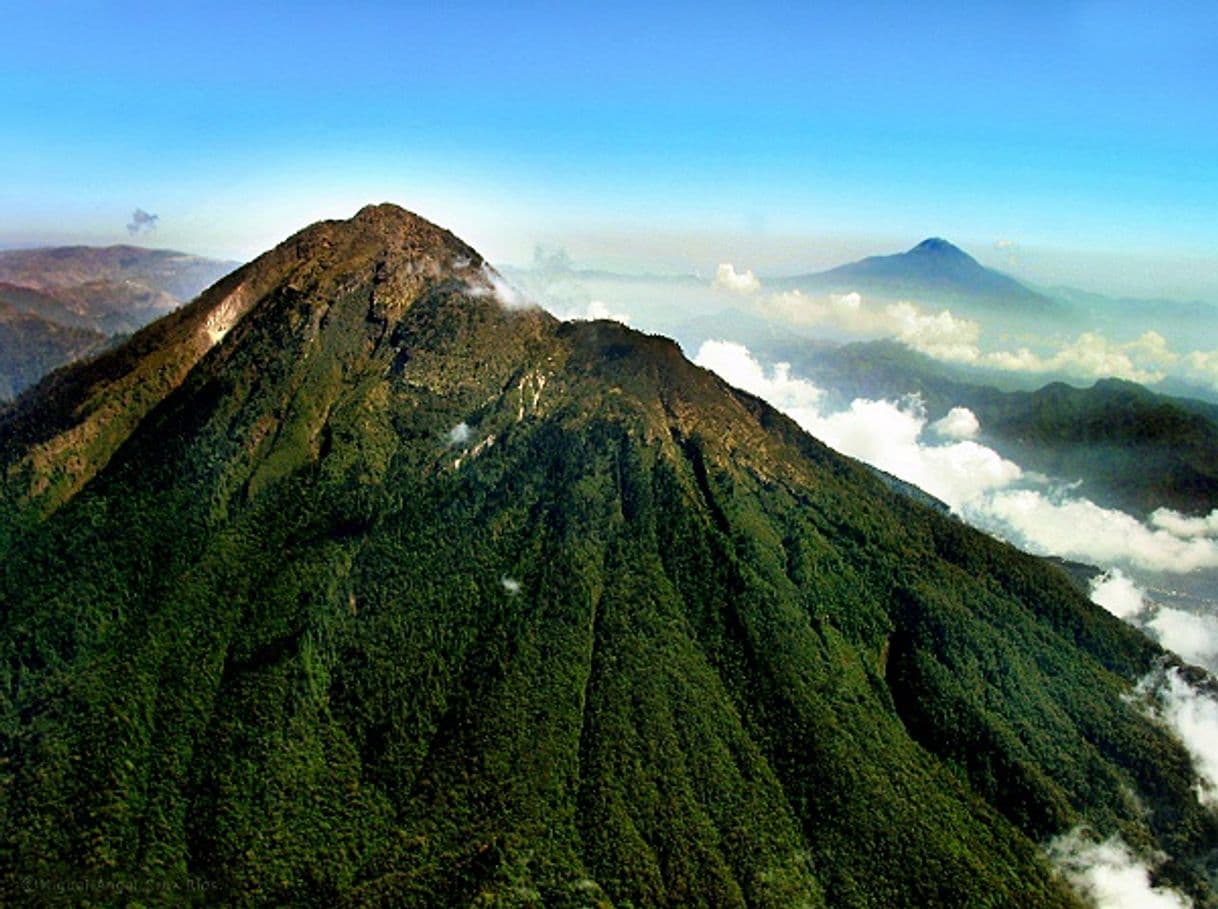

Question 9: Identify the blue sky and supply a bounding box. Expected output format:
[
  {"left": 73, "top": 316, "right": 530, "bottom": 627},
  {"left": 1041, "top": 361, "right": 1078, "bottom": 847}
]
[{"left": 2, "top": 1, "right": 1216, "bottom": 296}]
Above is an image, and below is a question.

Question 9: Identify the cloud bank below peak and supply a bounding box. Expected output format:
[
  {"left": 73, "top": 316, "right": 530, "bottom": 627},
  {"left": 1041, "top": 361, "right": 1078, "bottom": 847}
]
[
  {"left": 694, "top": 340, "right": 1218, "bottom": 574},
  {"left": 747, "top": 280, "right": 1218, "bottom": 390}
]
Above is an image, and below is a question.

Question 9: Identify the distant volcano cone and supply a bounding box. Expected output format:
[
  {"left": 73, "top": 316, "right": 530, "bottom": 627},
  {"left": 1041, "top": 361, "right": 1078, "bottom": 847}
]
[{"left": 785, "top": 235, "right": 1055, "bottom": 313}]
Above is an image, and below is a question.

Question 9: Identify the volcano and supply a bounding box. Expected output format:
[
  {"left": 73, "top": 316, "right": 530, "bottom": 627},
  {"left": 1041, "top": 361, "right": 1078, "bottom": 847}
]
[
  {"left": 0, "top": 205, "right": 1212, "bottom": 907},
  {"left": 784, "top": 237, "right": 1056, "bottom": 314}
]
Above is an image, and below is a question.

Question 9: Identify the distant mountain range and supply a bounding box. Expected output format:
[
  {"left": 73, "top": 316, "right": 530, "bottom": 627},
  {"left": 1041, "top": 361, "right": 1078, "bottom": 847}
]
[
  {"left": 0, "top": 245, "right": 236, "bottom": 399},
  {"left": 4, "top": 235, "right": 1216, "bottom": 522},
  {"left": 0, "top": 297, "right": 106, "bottom": 400}
]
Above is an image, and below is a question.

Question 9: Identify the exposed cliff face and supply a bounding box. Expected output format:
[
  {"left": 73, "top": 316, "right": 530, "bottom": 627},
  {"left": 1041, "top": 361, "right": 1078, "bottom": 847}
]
[{"left": 0, "top": 205, "right": 1213, "bottom": 908}]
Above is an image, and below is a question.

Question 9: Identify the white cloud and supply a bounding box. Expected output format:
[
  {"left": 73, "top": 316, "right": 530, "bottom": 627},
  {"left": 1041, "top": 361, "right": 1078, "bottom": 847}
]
[
  {"left": 1090, "top": 569, "right": 1147, "bottom": 620},
  {"left": 693, "top": 341, "right": 1020, "bottom": 511},
  {"left": 807, "top": 397, "right": 922, "bottom": 466},
  {"left": 932, "top": 406, "right": 981, "bottom": 440},
  {"left": 501, "top": 576, "right": 522, "bottom": 595},
  {"left": 757, "top": 290, "right": 985, "bottom": 363},
  {"left": 1048, "top": 829, "right": 1191, "bottom": 909},
  {"left": 982, "top": 330, "right": 1218, "bottom": 389},
  {"left": 984, "top": 331, "right": 1177, "bottom": 384},
  {"left": 713, "top": 263, "right": 761, "bottom": 294},
  {"left": 555, "top": 299, "right": 631, "bottom": 325},
  {"left": 994, "top": 238, "right": 1021, "bottom": 269},
  {"left": 448, "top": 421, "right": 472, "bottom": 446},
  {"left": 468, "top": 263, "right": 529, "bottom": 309},
  {"left": 585, "top": 300, "right": 630, "bottom": 324},
  {"left": 694, "top": 339, "right": 823, "bottom": 426},
  {"left": 809, "top": 399, "right": 1021, "bottom": 510},
  {"left": 755, "top": 284, "right": 1218, "bottom": 389},
  {"left": 1150, "top": 508, "right": 1218, "bottom": 539},
  {"left": 1139, "top": 667, "right": 1218, "bottom": 808},
  {"left": 832, "top": 290, "right": 862, "bottom": 313},
  {"left": 1088, "top": 570, "right": 1218, "bottom": 670},
  {"left": 885, "top": 301, "right": 983, "bottom": 363},
  {"left": 1147, "top": 609, "right": 1218, "bottom": 669},
  {"left": 970, "top": 491, "right": 1218, "bottom": 574},
  {"left": 1182, "top": 350, "right": 1218, "bottom": 391}
]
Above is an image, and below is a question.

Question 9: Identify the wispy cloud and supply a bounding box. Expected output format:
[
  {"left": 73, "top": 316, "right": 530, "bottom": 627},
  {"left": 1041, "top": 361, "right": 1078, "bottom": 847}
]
[
  {"left": 466, "top": 263, "right": 531, "bottom": 309},
  {"left": 1151, "top": 509, "right": 1218, "bottom": 539},
  {"left": 984, "top": 331, "right": 1177, "bottom": 385},
  {"left": 1048, "top": 829, "right": 1190, "bottom": 909},
  {"left": 126, "top": 207, "right": 159, "bottom": 236},
  {"left": 1091, "top": 570, "right": 1218, "bottom": 670},
  {"left": 1138, "top": 667, "right": 1218, "bottom": 809},
  {"left": 551, "top": 298, "right": 631, "bottom": 325},
  {"left": 994, "top": 238, "right": 1021, "bottom": 269}
]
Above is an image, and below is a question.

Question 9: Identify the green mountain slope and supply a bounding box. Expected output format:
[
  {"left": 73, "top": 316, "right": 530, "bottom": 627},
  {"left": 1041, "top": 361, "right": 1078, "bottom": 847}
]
[{"left": 1, "top": 206, "right": 1214, "bottom": 907}]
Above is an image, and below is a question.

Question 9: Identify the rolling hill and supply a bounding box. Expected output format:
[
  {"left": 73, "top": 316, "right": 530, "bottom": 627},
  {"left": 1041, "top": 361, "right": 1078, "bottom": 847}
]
[
  {"left": 0, "top": 245, "right": 238, "bottom": 320},
  {"left": 0, "top": 298, "right": 105, "bottom": 400}
]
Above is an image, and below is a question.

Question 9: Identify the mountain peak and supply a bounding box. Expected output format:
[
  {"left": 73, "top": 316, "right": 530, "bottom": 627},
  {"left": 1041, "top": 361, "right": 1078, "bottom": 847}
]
[
  {"left": 788, "top": 234, "right": 1054, "bottom": 312},
  {"left": 0, "top": 203, "right": 539, "bottom": 517},
  {"left": 287, "top": 202, "right": 482, "bottom": 268},
  {"left": 225, "top": 202, "right": 507, "bottom": 331},
  {"left": 349, "top": 201, "right": 443, "bottom": 235},
  {"left": 909, "top": 237, "right": 971, "bottom": 260}
]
